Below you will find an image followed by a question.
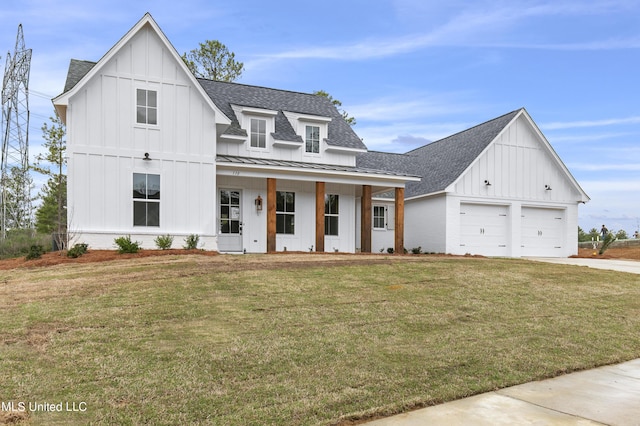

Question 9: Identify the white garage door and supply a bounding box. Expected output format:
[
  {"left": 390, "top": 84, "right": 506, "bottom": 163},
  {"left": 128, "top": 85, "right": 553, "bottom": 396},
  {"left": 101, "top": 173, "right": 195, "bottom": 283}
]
[
  {"left": 460, "top": 203, "right": 509, "bottom": 257},
  {"left": 521, "top": 207, "right": 564, "bottom": 257}
]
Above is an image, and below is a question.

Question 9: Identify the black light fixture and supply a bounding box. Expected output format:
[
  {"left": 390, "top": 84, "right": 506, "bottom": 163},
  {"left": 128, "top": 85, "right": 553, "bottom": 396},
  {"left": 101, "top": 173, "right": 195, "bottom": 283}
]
[
  {"left": 484, "top": 180, "right": 491, "bottom": 186},
  {"left": 545, "top": 184, "right": 552, "bottom": 190},
  {"left": 143, "top": 152, "right": 151, "bottom": 161}
]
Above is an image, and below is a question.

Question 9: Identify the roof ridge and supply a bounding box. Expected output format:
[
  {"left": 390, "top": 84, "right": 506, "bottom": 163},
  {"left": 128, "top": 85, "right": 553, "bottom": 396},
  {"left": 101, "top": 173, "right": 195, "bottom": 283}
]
[
  {"left": 366, "top": 150, "right": 414, "bottom": 156},
  {"left": 405, "top": 108, "right": 523, "bottom": 154},
  {"left": 197, "top": 78, "right": 319, "bottom": 99}
]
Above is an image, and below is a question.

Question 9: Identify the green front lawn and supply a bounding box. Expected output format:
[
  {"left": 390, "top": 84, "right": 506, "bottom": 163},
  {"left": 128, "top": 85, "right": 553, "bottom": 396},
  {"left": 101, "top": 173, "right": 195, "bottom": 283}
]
[{"left": 1, "top": 254, "right": 639, "bottom": 425}]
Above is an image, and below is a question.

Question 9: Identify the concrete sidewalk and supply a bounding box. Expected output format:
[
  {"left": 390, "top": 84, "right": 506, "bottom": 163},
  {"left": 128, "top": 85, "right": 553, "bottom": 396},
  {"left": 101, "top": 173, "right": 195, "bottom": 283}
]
[
  {"left": 526, "top": 257, "right": 640, "bottom": 274},
  {"left": 366, "top": 359, "right": 640, "bottom": 425}
]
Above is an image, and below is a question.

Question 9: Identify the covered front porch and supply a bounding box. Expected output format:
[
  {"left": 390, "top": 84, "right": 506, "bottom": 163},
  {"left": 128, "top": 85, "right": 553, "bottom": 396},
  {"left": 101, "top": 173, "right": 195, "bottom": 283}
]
[{"left": 216, "top": 156, "right": 418, "bottom": 253}]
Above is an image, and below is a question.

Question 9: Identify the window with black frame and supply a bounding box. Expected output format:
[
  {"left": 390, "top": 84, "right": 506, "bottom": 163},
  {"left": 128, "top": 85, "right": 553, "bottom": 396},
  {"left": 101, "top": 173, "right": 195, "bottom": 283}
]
[
  {"left": 276, "top": 191, "right": 295, "bottom": 234},
  {"left": 133, "top": 173, "right": 160, "bottom": 226},
  {"left": 325, "top": 194, "right": 339, "bottom": 236}
]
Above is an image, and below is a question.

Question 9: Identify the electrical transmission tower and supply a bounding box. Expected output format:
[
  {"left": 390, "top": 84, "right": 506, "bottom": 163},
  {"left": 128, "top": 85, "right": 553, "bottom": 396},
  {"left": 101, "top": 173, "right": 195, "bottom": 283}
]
[{"left": 1, "top": 24, "right": 32, "bottom": 238}]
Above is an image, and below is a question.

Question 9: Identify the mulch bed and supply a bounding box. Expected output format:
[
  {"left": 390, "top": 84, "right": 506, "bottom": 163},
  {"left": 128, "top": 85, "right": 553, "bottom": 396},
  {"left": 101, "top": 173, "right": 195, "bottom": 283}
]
[
  {"left": 1, "top": 246, "right": 638, "bottom": 271},
  {"left": 0, "top": 249, "right": 217, "bottom": 270}
]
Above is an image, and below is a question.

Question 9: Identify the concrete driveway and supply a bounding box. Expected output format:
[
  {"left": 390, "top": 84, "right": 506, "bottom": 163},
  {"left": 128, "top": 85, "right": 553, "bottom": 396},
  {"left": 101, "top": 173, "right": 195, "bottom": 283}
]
[
  {"left": 366, "top": 359, "right": 640, "bottom": 425},
  {"left": 365, "top": 257, "right": 640, "bottom": 425},
  {"left": 526, "top": 257, "right": 640, "bottom": 274}
]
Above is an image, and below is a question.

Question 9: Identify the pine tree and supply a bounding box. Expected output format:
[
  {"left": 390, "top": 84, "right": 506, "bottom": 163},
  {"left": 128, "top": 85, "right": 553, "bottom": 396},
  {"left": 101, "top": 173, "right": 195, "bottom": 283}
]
[{"left": 33, "top": 114, "right": 67, "bottom": 244}]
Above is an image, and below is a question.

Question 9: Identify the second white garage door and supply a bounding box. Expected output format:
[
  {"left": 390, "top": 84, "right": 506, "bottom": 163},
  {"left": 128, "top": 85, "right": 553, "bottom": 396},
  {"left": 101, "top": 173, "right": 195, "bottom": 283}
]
[
  {"left": 521, "top": 207, "right": 565, "bottom": 257},
  {"left": 460, "top": 203, "right": 509, "bottom": 257}
]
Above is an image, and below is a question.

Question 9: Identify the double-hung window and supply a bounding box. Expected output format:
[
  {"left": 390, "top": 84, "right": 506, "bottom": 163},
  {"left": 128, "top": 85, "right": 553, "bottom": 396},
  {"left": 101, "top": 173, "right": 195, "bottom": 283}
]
[
  {"left": 305, "top": 125, "right": 320, "bottom": 153},
  {"left": 250, "top": 118, "right": 266, "bottom": 148},
  {"left": 373, "top": 205, "right": 386, "bottom": 230},
  {"left": 276, "top": 191, "right": 295, "bottom": 234},
  {"left": 324, "top": 194, "right": 339, "bottom": 236},
  {"left": 133, "top": 173, "right": 160, "bottom": 227},
  {"left": 136, "top": 89, "right": 157, "bottom": 125}
]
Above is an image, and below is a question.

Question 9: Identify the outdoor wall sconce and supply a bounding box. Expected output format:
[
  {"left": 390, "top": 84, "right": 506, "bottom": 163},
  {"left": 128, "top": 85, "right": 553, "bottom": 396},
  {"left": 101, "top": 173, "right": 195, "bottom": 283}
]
[
  {"left": 255, "top": 195, "right": 263, "bottom": 211},
  {"left": 484, "top": 180, "right": 491, "bottom": 186},
  {"left": 143, "top": 152, "right": 152, "bottom": 161},
  {"left": 545, "top": 184, "right": 552, "bottom": 190}
]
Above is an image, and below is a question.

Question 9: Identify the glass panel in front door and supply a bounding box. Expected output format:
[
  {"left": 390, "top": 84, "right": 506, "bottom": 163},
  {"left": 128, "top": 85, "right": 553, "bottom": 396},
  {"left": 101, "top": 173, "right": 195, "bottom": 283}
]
[{"left": 220, "top": 190, "right": 241, "bottom": 234}]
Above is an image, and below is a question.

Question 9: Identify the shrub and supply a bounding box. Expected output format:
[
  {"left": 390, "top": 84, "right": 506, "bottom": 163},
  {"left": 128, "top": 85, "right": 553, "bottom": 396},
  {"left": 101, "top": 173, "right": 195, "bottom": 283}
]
[
  {"left": 411, "top": 246, "right": 422, "bottom": 254},
  {"left": 0, "top": 229, "right": 50, "bottom": 260},
  {"left": 387, "top": 247, "right": 394, "bottom": 254},
  {"left": 183, "top": 234, "right": 200, "bottom": 250},
  {"left": 114, "top": 235, "right": 141, "bottom": 254},
  {"left": 599, "top": 233, "right": 616, "bottom": 255},
  {"left": 25, "top": 244, "right": 45, "bottom": 260},
  {"left": 67, "top": 243, "right": 88, "bottom": 258},
  {"left": 154, "top": 234, "right": 174, "bottom": 250}
]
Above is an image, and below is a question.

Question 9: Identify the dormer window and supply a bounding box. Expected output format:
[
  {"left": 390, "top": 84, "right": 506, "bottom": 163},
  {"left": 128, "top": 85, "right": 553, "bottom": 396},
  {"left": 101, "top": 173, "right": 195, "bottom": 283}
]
[
  {"left": 250, "top": 118, "right": 266, "bottom": 148},
  {"left": 305, "top": 125, "right": 320, "bottom": 153}
]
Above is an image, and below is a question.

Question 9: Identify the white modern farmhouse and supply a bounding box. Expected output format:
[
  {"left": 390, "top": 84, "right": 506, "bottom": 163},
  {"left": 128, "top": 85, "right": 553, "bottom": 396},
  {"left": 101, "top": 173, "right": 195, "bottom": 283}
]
[
  {"left": 53, "top": 13, "right": 588, "bottom": 257},
  {"left": 53, "top": 13, "right": 417, "bottom": 254}
]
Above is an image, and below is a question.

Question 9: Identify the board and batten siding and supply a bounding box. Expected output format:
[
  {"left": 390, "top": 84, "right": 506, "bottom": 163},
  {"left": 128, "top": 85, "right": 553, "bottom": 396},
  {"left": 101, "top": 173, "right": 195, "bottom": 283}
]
[
  {"left": 66, "top": 23, "right": 219, "bottom": 249},
  {"left": 453, "top": 115, "right": 581, "bottom": 202},
  {"left": 404, "top": 195, "right": 447, "bottom": 253}
]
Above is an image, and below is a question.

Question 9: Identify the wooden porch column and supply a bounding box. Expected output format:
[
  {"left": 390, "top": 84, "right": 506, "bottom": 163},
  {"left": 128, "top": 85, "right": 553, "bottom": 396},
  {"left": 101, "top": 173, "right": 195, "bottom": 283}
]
[
  {"left": 267, "top": 178, "right": 276, "bottom": 253},
  {"left": 394, "top": 187, "right": 405, "bottom": 254},
  {"left": 361, "top": 185, "right": 372, "bottom": 253},
  {"left": 315, "top": 182, "right": 325, "bottom": 252}
]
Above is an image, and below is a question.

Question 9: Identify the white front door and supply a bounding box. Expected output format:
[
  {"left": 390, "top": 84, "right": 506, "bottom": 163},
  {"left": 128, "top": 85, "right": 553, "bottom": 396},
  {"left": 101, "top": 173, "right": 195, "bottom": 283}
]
[{"left": 218, "top": 189, "right": 243, "bottom": 252}]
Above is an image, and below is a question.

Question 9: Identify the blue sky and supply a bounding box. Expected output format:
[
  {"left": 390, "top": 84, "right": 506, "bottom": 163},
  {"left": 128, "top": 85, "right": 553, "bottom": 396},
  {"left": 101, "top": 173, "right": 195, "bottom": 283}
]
[{"left": 1, "top": 0, "right": 639, "bottom": 235}]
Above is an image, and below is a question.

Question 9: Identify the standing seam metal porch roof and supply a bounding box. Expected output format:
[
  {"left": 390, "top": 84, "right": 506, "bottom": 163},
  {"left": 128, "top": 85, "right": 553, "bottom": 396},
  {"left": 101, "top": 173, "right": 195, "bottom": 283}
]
[{"left": 217, "top": 154, "right": 418, "bottom": 178}]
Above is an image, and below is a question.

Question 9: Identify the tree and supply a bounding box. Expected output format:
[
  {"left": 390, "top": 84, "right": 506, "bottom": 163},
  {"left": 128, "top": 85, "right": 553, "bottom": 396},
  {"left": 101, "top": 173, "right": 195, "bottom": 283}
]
[
  {"left": 182, "top": 40, "right": 244, "bottom": 82},
  {"left": 35, "top": 176, "right": 66, "bottom": 235},
  {"left": 587, "top": 227, "right": 600, "bottom": 241},
  {"left": 615, "top": 229, "right": 628, "bottom": 240},
  {"left": 2, "top": 166, "right": 35, "bottom": 229},
  {"left": 33, "top": 114, "right": 67, "bottom": 246},
  {"left": 313, "top": 90, "right": 356, "bottom": 126},
  {"left": 578, "top": 226, "right": 588, "bottom": 242}
]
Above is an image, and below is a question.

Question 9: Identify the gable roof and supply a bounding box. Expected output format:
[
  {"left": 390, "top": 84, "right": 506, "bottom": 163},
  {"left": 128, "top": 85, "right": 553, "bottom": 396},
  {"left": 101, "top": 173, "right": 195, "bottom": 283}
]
[
  {"left": 197, "top": 79, "right": 367, "bottom": 150},
  {"left": 63, "top": 59, "right": 96, "bottom": 93},
  {"left": 52, "top": 13, "right": 230, "bottom": 126},
  {"left": 357, "top": 109, "right": 520, "bottom": 197},
  {"left": 56, "top": 34, "right": 366, "bottom": 151}
]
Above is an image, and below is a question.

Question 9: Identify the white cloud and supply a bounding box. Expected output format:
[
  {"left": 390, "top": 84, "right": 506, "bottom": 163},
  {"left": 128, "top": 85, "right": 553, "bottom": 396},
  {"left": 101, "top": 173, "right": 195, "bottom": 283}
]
[
  {"left": 548, "top": 132, "right": 635, "bottom": 143},
  {"left": 580, "top": 179, "right": 640, "bottom": 192},
  {"left": 357, "top": 121, "right": 471, "bottom": 153},
  {"left": 348, "top": 93, "right": 477, "bottom": 122},
  {"left": 542, "top": 116, "right": 640, "bottom": 130},
  {"left": 567, "top": 163, "right": 640, "bottom": 172},
  {"left": 245, "top": 0, "right": 640, "bottom": 70}
]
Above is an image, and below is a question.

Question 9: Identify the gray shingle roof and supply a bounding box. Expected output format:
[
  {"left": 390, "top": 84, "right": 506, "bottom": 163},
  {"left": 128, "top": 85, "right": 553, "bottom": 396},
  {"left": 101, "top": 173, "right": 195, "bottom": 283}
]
[
  {"left": 197, "top": 79, "right": 365, "bottom": 150},
  {"left": 60, "top": 60, "right": 365, "bottom": 151},
  {"left": 357, "top": 109, "right": 521, "bottom": 197},
  {"left": 63, "top": 59, "right": 96, "bottom": 93}
]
